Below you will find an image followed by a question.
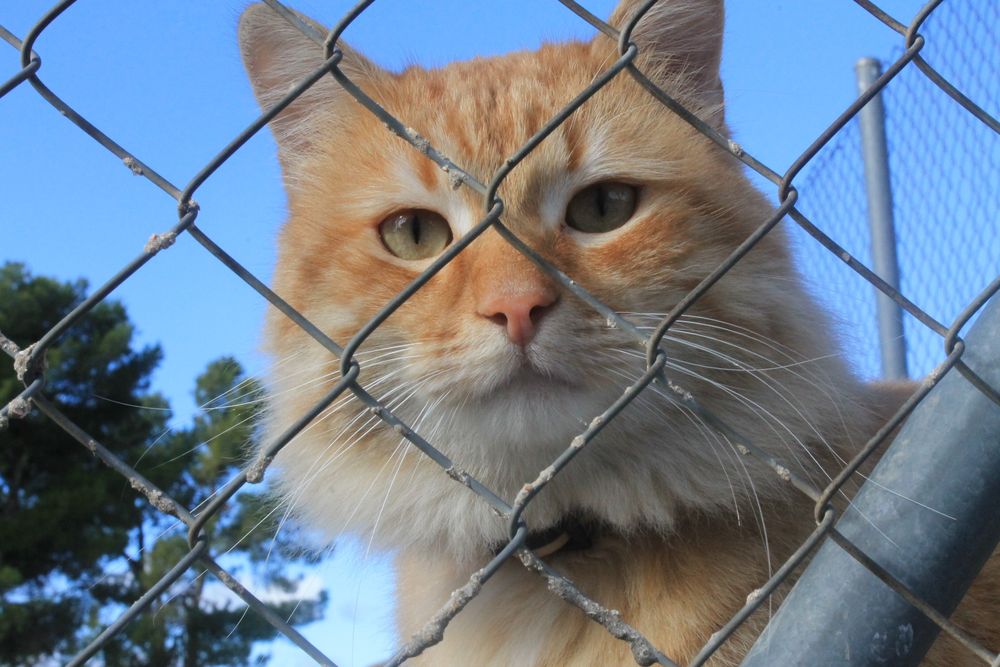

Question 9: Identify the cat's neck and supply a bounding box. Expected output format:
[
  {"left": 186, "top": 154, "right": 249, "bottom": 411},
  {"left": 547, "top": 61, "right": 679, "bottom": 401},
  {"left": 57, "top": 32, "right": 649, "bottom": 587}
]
[{"left": 397, "top": 497, "right": 815, "bottom": 666}]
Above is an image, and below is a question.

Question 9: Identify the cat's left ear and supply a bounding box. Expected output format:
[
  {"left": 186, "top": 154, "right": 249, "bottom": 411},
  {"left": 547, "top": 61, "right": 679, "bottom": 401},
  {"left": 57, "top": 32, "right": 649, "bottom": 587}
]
[{"left": 604, "top": 0, "right": 725, "bottom": 126}]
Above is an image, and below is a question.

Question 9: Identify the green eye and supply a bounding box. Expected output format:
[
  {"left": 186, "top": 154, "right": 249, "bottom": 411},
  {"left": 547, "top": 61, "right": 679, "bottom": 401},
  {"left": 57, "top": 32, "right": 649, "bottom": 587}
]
[
  {"left": 565, "top": 182, "right": 638, "bottom": 233},
  {"left": 378, "top": 209, "right": 453, "bottom": 260}
]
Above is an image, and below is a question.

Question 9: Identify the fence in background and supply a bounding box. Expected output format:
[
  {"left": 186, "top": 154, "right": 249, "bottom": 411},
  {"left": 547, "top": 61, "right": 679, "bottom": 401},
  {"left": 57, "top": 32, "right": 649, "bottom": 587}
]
[
  {"left": 796, "top": 0, "right": 999, "bottom": 382},
  {"left": 1, "top": 1, "right": 999, "bottom": 666}
]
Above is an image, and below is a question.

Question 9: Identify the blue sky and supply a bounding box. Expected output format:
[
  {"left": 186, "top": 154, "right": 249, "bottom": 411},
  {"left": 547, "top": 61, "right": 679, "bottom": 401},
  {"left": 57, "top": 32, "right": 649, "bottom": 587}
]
[{"left": 5, "top": 1, "right": 980, "bottom": 665}]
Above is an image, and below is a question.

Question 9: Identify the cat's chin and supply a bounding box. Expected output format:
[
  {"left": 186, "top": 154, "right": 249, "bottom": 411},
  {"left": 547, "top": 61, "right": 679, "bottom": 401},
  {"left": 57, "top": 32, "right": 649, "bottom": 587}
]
[{"left": 422, "top": 375, "right": 619, "bottom": 464}]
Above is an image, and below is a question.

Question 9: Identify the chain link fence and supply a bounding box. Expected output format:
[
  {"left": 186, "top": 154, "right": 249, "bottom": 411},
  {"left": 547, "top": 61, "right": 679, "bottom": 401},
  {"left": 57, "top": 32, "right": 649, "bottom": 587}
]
[
  {"left": 2, "top": 0, "right": 999, "bottom": 665},
  {"left": 796, "top": 0, "right": 999, "bottom": 381}
]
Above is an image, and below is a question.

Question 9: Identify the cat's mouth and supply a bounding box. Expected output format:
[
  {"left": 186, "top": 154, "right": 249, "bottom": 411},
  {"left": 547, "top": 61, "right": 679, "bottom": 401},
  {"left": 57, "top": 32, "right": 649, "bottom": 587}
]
[
  {"left": 459, "top": 353, "right": 598, "bottom": 412},
  {"left": 414, "top": 335, "right": 608, "bottom": 408},
  {"left": 499, "top": 343, "right": 581, "bottom": 386},
  {"left": 503, "top": 364, "right": 574, "bottom": 391}
]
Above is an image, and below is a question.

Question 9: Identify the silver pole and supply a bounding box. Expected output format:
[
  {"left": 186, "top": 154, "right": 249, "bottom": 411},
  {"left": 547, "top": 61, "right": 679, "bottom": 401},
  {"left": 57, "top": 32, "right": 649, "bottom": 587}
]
[
  {"left": 743, "top": 293, "right": 1000, "bottom": 666},
  {"left": 856, "top": 57, "right": 908, "bottom": 379}
]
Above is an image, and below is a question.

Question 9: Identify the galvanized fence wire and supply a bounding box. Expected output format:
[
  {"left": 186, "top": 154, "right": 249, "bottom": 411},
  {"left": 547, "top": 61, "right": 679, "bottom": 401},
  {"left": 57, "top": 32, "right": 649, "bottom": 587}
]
[{"left": 1, "top": 0, "right": 998, "bottom": 665}]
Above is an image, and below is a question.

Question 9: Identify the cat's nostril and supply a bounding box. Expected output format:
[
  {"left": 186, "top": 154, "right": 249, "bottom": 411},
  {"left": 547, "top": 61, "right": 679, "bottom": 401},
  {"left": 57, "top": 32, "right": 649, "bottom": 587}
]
[
  {"left": 478, "top": 291, "right": 559, "bottom": 347},
  {"left": 529, "top": 301, "right": 555, "bottom": 325}
]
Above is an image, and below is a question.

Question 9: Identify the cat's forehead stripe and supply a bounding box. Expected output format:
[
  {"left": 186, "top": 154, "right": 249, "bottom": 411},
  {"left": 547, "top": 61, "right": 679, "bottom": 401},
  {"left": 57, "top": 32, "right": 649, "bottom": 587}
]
[
  {"left": 412, "top": 149, "right": 439, "bottom": 192},
  {"left": 389, "top": 158, "right": 444, "bottom": 207},
  {"left": 562, "top": 114, "right": 586, "bottom": 174},
  {"left": 373, "top": 45, "right": 677, "bottom": 233},
  {"left": 391, "top": 42, "right": 596, "bottom": 174}
]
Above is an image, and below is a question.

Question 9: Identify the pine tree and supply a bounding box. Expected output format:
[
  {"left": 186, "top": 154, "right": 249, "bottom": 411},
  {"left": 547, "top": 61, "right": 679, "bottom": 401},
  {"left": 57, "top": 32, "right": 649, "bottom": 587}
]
[{"left": 0, "top": 263, "right": 325, "bottom": 666}]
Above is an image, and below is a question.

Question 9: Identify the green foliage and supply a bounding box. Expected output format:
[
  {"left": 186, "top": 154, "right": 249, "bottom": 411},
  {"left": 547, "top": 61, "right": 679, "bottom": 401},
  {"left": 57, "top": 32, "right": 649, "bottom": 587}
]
[
  {"left": 0, "top": 594, "right": 81, "bottom": 663},
  {"left": 0, "top": 263, "right": 325, "bottom": 666},
  {"left": 0, "top": 263, "right": 165, "bottom": 588}
]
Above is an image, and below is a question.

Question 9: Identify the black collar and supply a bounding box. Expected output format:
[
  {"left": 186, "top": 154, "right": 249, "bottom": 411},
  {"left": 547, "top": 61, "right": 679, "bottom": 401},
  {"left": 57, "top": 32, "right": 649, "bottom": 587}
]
[{"left": 494, "top": 519, "right": 593, "bottom": 557}]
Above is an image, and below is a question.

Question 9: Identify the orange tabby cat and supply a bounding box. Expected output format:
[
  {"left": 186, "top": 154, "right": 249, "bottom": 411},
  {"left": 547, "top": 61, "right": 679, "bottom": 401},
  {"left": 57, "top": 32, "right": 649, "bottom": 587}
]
[{"left": 239, "top": 1, "right": 998, "bottom": 664}]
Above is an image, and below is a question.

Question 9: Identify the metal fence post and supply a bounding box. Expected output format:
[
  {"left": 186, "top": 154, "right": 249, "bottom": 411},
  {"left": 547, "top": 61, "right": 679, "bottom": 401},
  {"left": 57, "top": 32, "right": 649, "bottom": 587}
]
[
  {"left": 856, "top": 56, "right": 908, "bottom": 379},
  {"left": 742, "top": 294, "right": 1000, "bottom": 666}
]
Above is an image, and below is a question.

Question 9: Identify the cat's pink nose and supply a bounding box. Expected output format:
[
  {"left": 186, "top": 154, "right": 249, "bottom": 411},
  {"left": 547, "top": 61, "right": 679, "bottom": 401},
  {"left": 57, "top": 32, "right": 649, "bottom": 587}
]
[{"left": 478, "top": 289, "right": 558, "bottom": 347}]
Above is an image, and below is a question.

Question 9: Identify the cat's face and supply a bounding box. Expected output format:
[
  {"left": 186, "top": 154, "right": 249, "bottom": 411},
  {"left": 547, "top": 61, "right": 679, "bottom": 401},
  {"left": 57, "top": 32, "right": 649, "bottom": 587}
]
[
  {"left": 241, "top": 0, "right": 859, "bottom": 560},
  {"left": 269, "top": 43, "right": 763, "bottom": 431}
]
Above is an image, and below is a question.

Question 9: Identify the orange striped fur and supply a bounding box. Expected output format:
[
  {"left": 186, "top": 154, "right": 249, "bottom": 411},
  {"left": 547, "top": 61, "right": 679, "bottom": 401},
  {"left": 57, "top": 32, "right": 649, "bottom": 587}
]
[{"left": 239, "top": 1, "right": 998, "bottom": 663}]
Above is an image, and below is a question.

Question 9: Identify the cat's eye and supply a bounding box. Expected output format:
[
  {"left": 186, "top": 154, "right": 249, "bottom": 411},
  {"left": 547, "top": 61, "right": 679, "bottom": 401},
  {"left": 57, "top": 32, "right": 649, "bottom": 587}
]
[
  {"left": 565, "top": 182, "right": 638, "bottom": 234},
  {"left": 378, "top": 209, "right": 453, "bottom": 260}
]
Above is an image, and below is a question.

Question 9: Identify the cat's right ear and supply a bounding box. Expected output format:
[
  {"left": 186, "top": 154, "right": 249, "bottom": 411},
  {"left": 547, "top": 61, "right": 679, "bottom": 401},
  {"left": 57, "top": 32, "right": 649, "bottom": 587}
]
[
  {"left": 238, "top": 3, "right": 384, "bottom": 178},
  {"left": 603, "top": 0, "right": 725, "bottom": 127}
]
